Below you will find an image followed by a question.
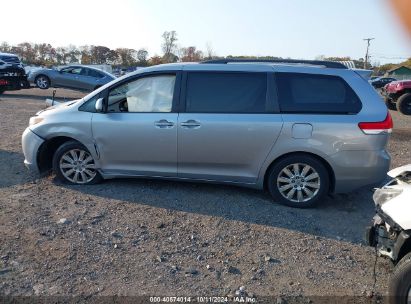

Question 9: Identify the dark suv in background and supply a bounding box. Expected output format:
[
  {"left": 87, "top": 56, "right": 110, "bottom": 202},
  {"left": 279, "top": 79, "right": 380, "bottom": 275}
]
[
  {"left": 370, "top": 77, "right": 397, "bottom": 89},
  {"left": 0, "top": 52, "right": 24, "bottom": 68},
  {"left": 0, "top": 53, "right": 29, "bottom": 94}
]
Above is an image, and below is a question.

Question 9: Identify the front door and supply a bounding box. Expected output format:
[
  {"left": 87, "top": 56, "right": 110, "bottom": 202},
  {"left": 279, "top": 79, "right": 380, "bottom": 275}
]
[
  {"left": 55, "top": 67, "right": 85, "bottom": 89},
  {"left": 92, "top": 73, "right": 180, "bottom": 177}
]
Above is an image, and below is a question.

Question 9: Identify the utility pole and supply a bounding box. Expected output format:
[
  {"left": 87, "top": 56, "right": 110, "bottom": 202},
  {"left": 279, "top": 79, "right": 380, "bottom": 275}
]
[{"left": 363, "top": 38, "right": 375, "bottom": 69}]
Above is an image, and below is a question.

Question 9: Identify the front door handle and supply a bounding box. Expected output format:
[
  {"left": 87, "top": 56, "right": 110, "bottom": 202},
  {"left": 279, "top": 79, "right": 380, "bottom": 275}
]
[
  {"left": 180, "top": 120, "right": 201, "bottom": 128},
  {"left": 154, "top": 119, "right": 174, "bottom": 128}
]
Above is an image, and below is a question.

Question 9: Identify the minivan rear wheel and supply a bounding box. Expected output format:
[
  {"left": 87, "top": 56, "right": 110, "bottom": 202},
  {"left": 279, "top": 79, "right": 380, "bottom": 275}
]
[
  {"left": 267, "top": 154, "right": 329, "bottom": 208},
  {"left": 52, "top": 141, "right": 102, "bottom": 185}
]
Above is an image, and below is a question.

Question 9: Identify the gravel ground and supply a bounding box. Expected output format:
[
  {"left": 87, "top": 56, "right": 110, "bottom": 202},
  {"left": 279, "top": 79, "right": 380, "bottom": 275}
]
[{"left": 0, "top": 88, "right": 410, "bottom": 302}]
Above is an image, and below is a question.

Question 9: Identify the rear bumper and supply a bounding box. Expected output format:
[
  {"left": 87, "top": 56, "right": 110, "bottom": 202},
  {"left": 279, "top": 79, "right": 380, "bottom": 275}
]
[
  {"left": 22, "top": 128, "right": 44, "bottom": 174},
  {"left": 0, "top": 76, "right": 30, "bottom": 91},
  {"left": 330, "top": 149, "right": 390, "bottom": 193}
]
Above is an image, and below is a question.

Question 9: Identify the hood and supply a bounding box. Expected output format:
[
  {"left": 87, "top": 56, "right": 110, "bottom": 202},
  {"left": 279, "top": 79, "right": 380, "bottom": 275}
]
[
  {"left": 388, "top": 164, "right": 411, "bottom": 178},
  {"left": 36, "top": 99, "right": 83, "bottom": 116},
  {"left": 376, "top": 164, "right": 411, "bottom": 230},
  {"left": 379, "top": 183, "right": 411, "bottom": 230}
]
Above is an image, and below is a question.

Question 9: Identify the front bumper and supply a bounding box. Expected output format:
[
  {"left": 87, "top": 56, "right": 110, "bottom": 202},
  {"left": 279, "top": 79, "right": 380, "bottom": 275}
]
[
  {"left": 22, "top": 128, "right": 44, "bottom": 174},
  {"left": 367, "top": 214, "right": 409, "bottom": 262}
]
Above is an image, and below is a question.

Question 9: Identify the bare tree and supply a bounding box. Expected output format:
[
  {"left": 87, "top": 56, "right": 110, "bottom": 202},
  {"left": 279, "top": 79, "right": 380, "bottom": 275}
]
[
  {"left": 0, "top": 42, "right": 11, "bottom": 53},
  {"left": 180, "top": 46, "right": 203, "bottom": 62},
  {"left": 116, "top": 48, "right": 138, "bottom": 67},
  {"left": 205, "top": 42, "right": 215, "bottom": 60},
  {"left": 161, "top": 31, "right": 178, "bottom": 63},
  {"left": 137, "top": 48, "right": 149, "bottom": 65},
  {"left": 66, "top": 44, "right": 81, "bottom": 64},
  {"left": 79, "top": 45, "right": 92, "bottom": 65},
  {"left": 149, "top": 55, "right": 163, "bottom": 66}
]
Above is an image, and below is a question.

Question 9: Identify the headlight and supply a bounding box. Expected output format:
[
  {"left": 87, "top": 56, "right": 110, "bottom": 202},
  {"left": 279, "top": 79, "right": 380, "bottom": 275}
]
[
  {"left": 373, "top": 188, "right": 403, "bottom": 205},
  {"left": 29, "top": 116, "right": 44, "bottom": 126}
]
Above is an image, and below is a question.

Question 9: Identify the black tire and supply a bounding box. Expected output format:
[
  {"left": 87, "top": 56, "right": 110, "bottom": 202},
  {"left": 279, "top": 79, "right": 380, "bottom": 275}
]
[
  {"left": 52, "top": 140, "right": 102, "bottom": 185},
  {"left": 266, "top": 154, "right": 329, "bottom": 208},
  {"left": 35, "top": 75, "right": 50, "bottom": 89},
  {"left": 388, "top": 252, "right": 411, "bottom": 304},
  {"left": 397, "top": 93, "right": 411, "bottom": 115},
  {"left": 385, "top": 98, "right": 397, "bottom": 111},
  {"left": 0, "top": 88, "right": 5, "bottom": 95}
]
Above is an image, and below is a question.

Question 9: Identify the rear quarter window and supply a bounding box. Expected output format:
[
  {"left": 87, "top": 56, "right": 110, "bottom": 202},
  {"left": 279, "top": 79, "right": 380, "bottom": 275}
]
[
  {"left": 88, "top": 69, "right": 105, "bottom": 78},
  {"left": 276, "top": 72, "right": 362, "bottom": 114}
]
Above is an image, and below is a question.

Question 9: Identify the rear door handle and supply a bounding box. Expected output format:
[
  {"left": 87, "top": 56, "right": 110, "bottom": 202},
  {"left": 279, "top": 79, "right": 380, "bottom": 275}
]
[
  {"left": 180, "top": 120, "right": 201, "bottom": 128},
  {"left": 154, "top": 119, "right": 174, "bottom": 128}
]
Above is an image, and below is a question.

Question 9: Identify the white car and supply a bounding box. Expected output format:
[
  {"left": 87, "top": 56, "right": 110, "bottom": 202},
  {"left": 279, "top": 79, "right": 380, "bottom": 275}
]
[{"left": 367, "top": 164, "right": 411, "bottom": 304}]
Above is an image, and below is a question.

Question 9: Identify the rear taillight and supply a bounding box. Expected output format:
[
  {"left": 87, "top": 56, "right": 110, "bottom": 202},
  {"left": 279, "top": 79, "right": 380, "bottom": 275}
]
[
  {"left": 359, "top": 112, "right": 393, "bottom": 135},
  {"left": 0, "top": 79, "right": 8, "bottom": 86}
]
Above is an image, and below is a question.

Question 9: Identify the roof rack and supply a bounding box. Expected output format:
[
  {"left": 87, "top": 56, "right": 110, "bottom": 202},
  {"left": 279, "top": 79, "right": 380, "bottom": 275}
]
[{"left": 200, "top": 58, "right": 348, "bottom": 69}]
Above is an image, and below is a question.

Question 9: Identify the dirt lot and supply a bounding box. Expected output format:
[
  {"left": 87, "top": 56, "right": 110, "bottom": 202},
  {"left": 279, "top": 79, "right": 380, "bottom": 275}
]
[{"left": 1, "top": 88, "right": 410, "bottom": 302}]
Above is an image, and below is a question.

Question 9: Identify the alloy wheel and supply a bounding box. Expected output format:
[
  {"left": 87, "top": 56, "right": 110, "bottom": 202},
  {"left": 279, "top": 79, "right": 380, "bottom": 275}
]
[
  {"left": 59, "top": 149, "right": 97, "bottom": 184},
  {"left": 276, "top": 163, "right": 321, "bottom": 203},
  {"left": 36, "top": 76, "right": 49, "bottom": 89}
]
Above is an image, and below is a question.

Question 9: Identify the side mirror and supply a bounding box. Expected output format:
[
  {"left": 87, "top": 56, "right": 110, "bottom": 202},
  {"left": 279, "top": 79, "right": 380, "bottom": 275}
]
[{"left": 95, "top": 98, "right": 104, "bottom": 112}]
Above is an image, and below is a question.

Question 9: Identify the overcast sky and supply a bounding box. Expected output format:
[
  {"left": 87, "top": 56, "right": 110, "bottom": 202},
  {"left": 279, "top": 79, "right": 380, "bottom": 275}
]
[{"left": 3, "top": 0, "right": 410, "bottom": 64}]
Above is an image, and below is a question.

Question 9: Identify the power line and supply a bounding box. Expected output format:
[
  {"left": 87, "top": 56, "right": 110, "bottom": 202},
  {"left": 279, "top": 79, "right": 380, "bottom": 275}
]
[
  {"left": 363, "top": 38, "right": 375, "bottom": 69},
  {"left": 371, "top": 53, "right": 409, "bottom": 60}
]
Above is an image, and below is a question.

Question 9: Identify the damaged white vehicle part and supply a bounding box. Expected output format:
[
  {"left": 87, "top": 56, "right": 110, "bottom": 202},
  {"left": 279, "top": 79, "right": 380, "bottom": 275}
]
[{"left": 370, "top": 164, "right": 411, "bottom": 260}]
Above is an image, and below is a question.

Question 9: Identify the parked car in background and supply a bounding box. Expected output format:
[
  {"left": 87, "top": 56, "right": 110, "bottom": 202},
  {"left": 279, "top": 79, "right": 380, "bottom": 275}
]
[
  {"left": 370, "top": 77, "right": 397, "bottom": 89},
  {"left": 27, "top": 65, "right": 115, "bottom": 92},
  {"left": 0, "top": 52, "right": 24, "bottom": 68},
  {"left": 0, "top": 59, "right": 30, "bottom": 94},
  {"left": 22, "top": 59, "right": 392, "bottom": 208},
  {"left": 384, "top": 80, "right": 411, "bottom": 115},
  {"left": 366, "top": 164, "right": 411, "bottom": 304}
]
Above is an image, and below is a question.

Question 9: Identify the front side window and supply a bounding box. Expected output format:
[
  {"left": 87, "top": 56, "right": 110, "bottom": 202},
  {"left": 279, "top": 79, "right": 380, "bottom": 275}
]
[
  {"left": 107, "top": 75, "right": 175, "bottom": 113},
  {"left": 79, "top": 94, "right": 100, "bottom": 113},
  {"left": 276, "top": 73, "right": 362, "bottom": 114},
  {"left": 61, "top": 67, "right": 82, "bottom": 75},
  {"left": 185, "top": 72, "right": 267, "bottom": 113}
]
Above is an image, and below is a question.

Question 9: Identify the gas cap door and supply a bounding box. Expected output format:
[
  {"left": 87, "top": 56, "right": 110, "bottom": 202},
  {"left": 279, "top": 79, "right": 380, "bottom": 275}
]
[{"left": 292, "top": 123, "right": 313, "bottom": 139}]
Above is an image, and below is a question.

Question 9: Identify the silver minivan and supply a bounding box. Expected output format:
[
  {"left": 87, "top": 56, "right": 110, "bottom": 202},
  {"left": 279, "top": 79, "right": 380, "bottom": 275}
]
[{"left": 22, "top": 59, "right": 392, "bottom": 208}]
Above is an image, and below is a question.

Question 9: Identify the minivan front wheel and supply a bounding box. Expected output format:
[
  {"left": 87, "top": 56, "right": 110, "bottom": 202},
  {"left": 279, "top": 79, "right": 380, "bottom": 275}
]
[
  {"left": 53, "top": 141, "right": 102, "bottom": 185},
  {"left": 267, "top": 155, "right": 329, "bottom": 208}
]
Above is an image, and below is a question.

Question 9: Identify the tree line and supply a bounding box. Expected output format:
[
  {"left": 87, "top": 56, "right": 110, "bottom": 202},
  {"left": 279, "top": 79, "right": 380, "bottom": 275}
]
[
  {"left": 1, "top": 31, "right": 410, "bottom": 74},
  {"left": 0, "top": 42, "right": 150, "bottom": 67},
  {"left": 0, "top": 31, "right": 209, "bottom": 67}
]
